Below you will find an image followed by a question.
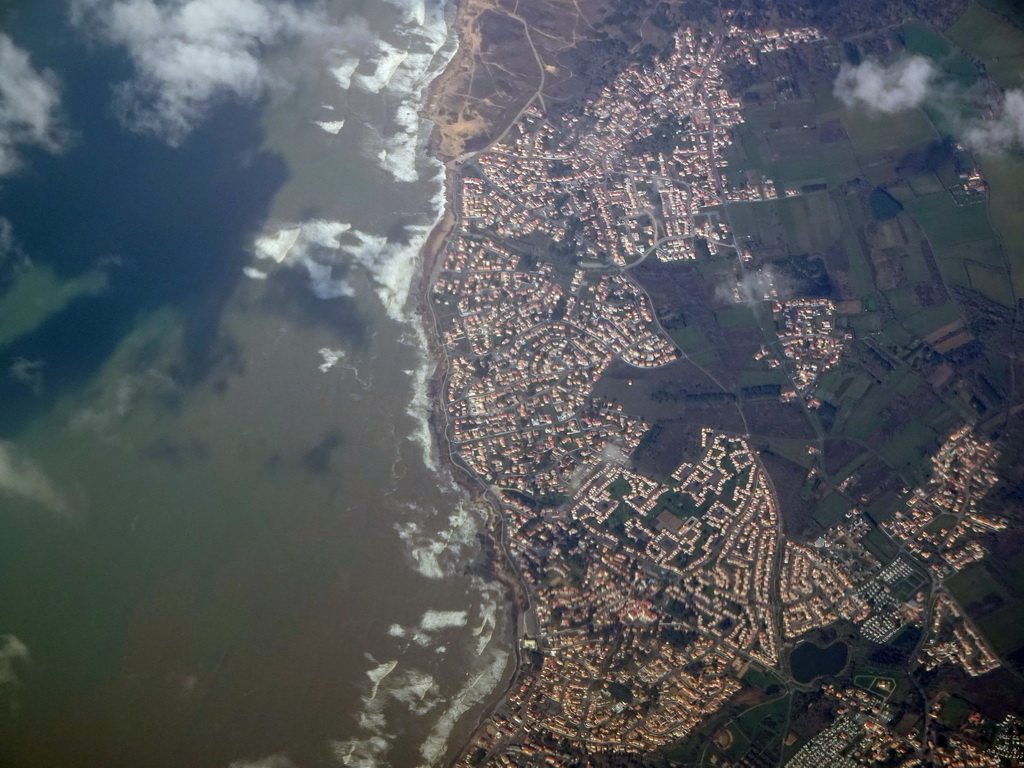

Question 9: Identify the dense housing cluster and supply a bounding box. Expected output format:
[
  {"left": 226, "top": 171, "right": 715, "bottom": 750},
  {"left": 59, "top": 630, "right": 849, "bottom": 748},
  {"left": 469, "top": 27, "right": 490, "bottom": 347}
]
[
  {"left": 455, "top": 430, "right": 775, "bottom": 766},
  {"left": 434, "top": 14, "right": 1014, "bottom": 767},
  {"left": 883, "top": 426, "right": 1004, "bottom": 577}
]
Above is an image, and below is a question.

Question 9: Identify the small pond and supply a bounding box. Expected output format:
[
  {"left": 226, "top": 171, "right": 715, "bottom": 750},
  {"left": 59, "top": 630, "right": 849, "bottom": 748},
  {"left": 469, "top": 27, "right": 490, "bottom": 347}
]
[{"left": 789, "top": 640, "right": 850, "bottom": 684}]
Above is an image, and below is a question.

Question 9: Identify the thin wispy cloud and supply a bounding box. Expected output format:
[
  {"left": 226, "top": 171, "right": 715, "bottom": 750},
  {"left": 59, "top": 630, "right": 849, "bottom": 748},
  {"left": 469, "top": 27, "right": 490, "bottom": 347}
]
[
  {"left": 964, "top": 89, "right": 1024, "bottom": 153},
  {"left": 71, "top": 0, "right": 333, "bottom": 145},
  {"left": 0, "top": 635, "right": 30, "bottom": 688},
  {"left": 0, "top": 33, "right": 64, "bottom": 175},
  {"left": 0, "top": 440, "right": 69, "bottom": 514}
]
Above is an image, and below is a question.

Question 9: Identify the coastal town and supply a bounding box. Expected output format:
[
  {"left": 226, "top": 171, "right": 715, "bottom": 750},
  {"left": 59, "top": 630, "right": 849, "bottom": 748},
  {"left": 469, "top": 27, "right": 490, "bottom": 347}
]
[{"left": 428, "top": 17, "right": 1017, "bottom": 768}]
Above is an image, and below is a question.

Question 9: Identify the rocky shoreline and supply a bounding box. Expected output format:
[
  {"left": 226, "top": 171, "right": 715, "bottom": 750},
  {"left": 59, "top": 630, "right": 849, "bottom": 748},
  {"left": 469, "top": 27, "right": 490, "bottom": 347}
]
[{"left": 415, "top": 2, "right": 532, "bottom": 765}]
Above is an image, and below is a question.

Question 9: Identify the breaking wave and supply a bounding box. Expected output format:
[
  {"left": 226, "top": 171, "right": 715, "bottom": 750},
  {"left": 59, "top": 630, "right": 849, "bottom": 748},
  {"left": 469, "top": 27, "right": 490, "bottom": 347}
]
[
  {"left": 417, "top": 648, "right": 509, "bottom": 768},
  {"left": 327, "top": 0, "right": 455, "bottom": 184},
  {"left": 395, "top": 501, "right": 481, "bottom": 580}
]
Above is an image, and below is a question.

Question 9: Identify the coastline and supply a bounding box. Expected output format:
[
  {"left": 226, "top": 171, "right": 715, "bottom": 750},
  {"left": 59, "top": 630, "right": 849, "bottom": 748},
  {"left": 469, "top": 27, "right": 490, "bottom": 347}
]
[
  {"left": 415, "top": 161, "right": 528, "bottom": 768},
  {"left": 414, "top": 1, "right": 533, "bottom": 764}
]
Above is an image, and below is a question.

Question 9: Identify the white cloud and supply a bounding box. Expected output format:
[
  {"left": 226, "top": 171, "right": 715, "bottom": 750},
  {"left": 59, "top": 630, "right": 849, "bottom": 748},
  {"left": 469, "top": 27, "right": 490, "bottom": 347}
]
[
  {"left": 71, "top": 0, "right": 333, "bottom": 144},
  {"left": 965, "top": 89, "right": 1024, "bottom": 153},
  {"left": 0, "top": 441, "right": 69, "bottom": 514},
  {"left": 835, "top": 55, "right": 937, "bottom": 114},
  {"left": 0, "top": 33, "right": 64, "bottom": 175}
]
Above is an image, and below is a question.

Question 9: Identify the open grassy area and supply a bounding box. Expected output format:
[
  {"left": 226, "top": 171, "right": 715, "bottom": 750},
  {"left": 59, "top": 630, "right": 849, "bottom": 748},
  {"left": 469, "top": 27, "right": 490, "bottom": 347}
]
[
  {"left": 978, "top": 601, "right": 1024, "bottom": 656},
  {"left": 936, "top": 695, "right": 973, "bottom": 727},
  {"left": 949, "top": 4, "right": 1024, "bottom": 87},
  {"left": 978, "top": 0, "right": 1024, "bottom": 28},
  {"left": 734, "top": 695, "right": 791, "bottom": 757},
  {"left": 948, "top": 562, "right": 1006, "bottom": 611},
  {"left": 900, "top": 302, "right": 963, "bottom": 340},
  {"left": 902, "top": 23, "right": 979, "bottom": 87},
  {"left": 966, "top": 259, "right": 1015, "bottom": 307},
  {"left": 854, "top": 673, "right": 899, "bottom": 700},
  {"left": 775, "top": 194, "right": 843, "bottom": 253},
  {"left": 814, "top": 491, "right": 851, "bottom": 528},
  {"left": 905, "top": 196, "right": 995, "bottom": 251},
  {"left": 842, "top": 109, "right": 936, "bottom": 164},
  {"left": 977, "top": 152, "right": 1024, "bottom": 297},
  {"left": 715, "top": 305, "right": 759, "bottom": 328}
]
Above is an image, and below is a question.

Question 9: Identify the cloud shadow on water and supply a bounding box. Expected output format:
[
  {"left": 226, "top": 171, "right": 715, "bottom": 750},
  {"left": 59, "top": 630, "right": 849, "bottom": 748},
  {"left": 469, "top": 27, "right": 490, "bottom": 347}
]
[
  {"left": 0, "top": 28, "right": 290, "bottom": 437},
  {"left": 258, "top": 265, "right": 369, "bottom": 347},
  {"left": 300, "top": 430, "right": 344, "bottom": 474}
]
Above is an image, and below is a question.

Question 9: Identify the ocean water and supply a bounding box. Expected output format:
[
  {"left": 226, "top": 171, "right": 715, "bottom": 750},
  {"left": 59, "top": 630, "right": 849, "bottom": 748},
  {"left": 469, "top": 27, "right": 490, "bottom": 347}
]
[{"left": 0, "top": 1, "right": 511, "bottom": 767}]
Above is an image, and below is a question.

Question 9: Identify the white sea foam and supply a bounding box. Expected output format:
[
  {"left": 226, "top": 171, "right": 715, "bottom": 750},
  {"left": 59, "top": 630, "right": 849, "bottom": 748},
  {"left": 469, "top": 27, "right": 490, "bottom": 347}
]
[
  {"left": 314, "top": 119, "right": 346, "bottom": 135},
  {"left": 403, "top": 323, "right": 439, "bottom": 473},
  {"left": 469, "top": 585, "right": 499, "bottom": 656},
  {"left": 330, "top": 735, "right": 389, "bottom": 768},
  {"left": 324, "top": 0, "right": 453, "bottom": 184},
  {"left": 318, "top": 348, "right": 345, "bottom": 373},
  {"left": 329, "top": 58, "right": 360, "bottom": 90},
  {"left": 227, "top": 755, "right": 297, "bottom": 768},
  {"left": 420, "top": 609, "right": 468, "bottom": 630},
  {"left": 303, "top": 259, "right": 354, "bottom": 299},
  {"left": 302, "top": 219, "right": 352, "bottom": 248},
  {"left": 254, "top": 220, "right": 351, "bottom": 265},
  {"left": 395, "top": 501, "right": 480, "bottom": 579},
  {"left": 366, "top": 659, "right": 398, "bottom": 701},
  {"left": 337, "top": 223, "right": 433, "bottom": 321},
  {"left": 388, "top": 668, "right": 440, "bottom": 716},
  {"left": 417, "top": 648, "right": 509, "bottom": 768},
  {"left": 353, "top": 41, "right": 409, "bottom": 93}
]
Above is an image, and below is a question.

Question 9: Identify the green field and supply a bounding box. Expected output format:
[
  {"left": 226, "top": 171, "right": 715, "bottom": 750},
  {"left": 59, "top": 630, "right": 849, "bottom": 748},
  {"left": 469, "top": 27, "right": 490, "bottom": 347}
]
[
  {"left": 775, "top": 194, "right": 843, "bottom": 253},
  {"left": 728, "top": 193, "right": 845, "bottom": 257},
  {"left": 977, "top": 152, "right": 1024, "bottom": 296},
  {"left": 902, "top": 23, "right": 979, "bottom": 87},
  {"left": 966, "top": 260, "right": 1015, "bottom": 306},
  {"left": 936, "top": 695, "right": 973, "bottom": 727},
  {"left": 733, "top": 695, "right": 791, "bottom": 756},
  {"left": 718, "top": 723, "right": 751, "bottom": 759},
  {"left": 978, "top": 601, "right": 1024, "bottom": 656},
  {"left": 842, "top": 108, "right": 937, "bottom": 163},
  {"left": 949, "top": 4, "right": 1024, "bottom": 87},
  {"left": 948, "top": 562, "right": 1006, "bottom": 611},
  {"left": 715, "top": 305, "right": 759, "bottom": 328},
  {"left": 978, "top": 0, "right": 1024, "bottom": 28},
  {"left": 900, "top": 302, "right": 963, "bottom": 340},
  {"left": 814, "top": 491, "right": 851, "bottom": 528},
  {"left": 853, "top": 673, "right": 898, "bottom": 700},
  {"left": 669, "top": 325, "right": 718, "bottom": 366},
  {"left": 905, "top": 196, "right": 995, "bottom": 251}
]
